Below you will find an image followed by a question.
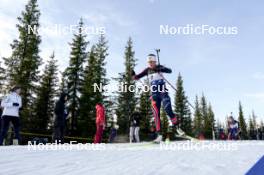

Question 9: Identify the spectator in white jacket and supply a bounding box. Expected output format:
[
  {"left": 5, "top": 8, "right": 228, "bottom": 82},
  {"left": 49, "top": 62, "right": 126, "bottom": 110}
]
[{"left": 0, "top": 86, "right": 22, "bottom": 145}]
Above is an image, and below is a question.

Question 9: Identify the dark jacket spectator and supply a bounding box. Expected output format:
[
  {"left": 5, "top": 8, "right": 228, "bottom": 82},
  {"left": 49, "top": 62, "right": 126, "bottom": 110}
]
[
  {"left": 53, "top": 92, "right": 68, "bottom": 143},
  {"left": 129, "top": 111, "right": 141, "bottom": 143},
  {"left": 130, "top": 111, "right": 141, "bottom": 127}
]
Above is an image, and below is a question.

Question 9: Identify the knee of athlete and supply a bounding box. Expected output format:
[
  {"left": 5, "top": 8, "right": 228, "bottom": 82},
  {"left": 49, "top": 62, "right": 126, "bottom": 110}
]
[
  {"left": 164, "top": 104, "right": 174, "bottom": 115},
  {"left": 163, "top": 95, "right": 171, "bottom": 102},
  {"left": 163, "top": 99, "right": 172, "bottom": 108}
]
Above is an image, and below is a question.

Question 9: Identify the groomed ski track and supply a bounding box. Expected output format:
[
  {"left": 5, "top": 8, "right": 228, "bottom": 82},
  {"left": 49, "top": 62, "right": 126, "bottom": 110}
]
[{"left": 0, "top": 141, "right": 263, "bottom": 175}]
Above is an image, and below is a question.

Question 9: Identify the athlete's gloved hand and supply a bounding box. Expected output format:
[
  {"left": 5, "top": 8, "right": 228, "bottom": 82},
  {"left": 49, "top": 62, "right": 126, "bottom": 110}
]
[
  {"left": 154, "top": 65, "right": 162, "bottom": 72},
  {"left": 131, "top": 70, "right": 136, "bottom": 76},
  {"left": 132, "top": 70, "right": 137, "bottom": 80},
  {"left": 13, "top": 103, "right": 19, "bottom": 107}
]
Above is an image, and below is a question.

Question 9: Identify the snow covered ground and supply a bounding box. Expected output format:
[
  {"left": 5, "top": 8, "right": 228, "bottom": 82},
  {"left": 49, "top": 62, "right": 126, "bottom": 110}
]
[{"left": 0, "top": 141, "right": 263, "bottom": 175}]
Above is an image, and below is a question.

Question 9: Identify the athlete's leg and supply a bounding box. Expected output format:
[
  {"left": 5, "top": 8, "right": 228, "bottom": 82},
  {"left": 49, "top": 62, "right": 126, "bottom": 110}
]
[
  {"left": 161, "top": 92, "right": 179, "bottom": 125},
  {"left": 151, "top": 94, "right": 162, "bottom": 132}
]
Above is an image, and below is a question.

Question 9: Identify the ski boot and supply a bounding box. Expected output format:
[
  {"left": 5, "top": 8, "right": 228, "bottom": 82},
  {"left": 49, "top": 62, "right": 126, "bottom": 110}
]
[{"left": 153, "top": 134, "right": 163, "bottom": 144}]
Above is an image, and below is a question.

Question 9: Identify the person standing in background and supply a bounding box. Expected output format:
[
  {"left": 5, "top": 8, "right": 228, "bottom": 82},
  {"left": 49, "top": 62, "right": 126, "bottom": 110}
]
[
  {"left": 94, "top": 103, "right": 106, "bottom": 144},
  {"left": 0, "top": 86, "right": 22, "bottom": 145},
  {"left": 0, "top": 99, "right": 3, "bottom": 135},
  {"left": 129, "top": 111, "right": 141, "bottom": 143},
  {"left": 53, "top": 92, "right": 68, "bottom": 144},
  {"left": 109, "top": 112, "right": 118, "bottom": 143},
  {"left": 109, "top": 123, "right": 119, "bottom": 143}
]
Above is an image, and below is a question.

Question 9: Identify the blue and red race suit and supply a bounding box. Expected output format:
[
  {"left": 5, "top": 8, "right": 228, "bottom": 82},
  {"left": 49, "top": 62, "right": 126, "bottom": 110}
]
[
  {"left": 228, "top": 120, "right": 240, "bottom": 140},
  {"left": 134, "top": 65, "right": 178, "bottom": 132}
]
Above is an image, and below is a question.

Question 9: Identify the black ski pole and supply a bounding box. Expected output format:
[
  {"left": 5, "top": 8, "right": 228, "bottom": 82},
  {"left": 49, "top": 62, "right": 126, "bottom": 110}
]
[
  {"left": 161, "top": 74, "right": 195, "bottom": 109},
  {"left": 154, "top": 49, "right": 195, "bottom": 110},
  {"left": 155, "top": 49, "right": 161, "bottom": 67}
]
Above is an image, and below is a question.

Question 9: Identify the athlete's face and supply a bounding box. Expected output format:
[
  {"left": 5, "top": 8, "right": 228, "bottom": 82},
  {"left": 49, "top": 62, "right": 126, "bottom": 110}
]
[
  {"left": 228, "top": 117, "right": 233, "bottom": 123},
  {"left": 148, "top": 61, "right": 156, "bottom": 69}
]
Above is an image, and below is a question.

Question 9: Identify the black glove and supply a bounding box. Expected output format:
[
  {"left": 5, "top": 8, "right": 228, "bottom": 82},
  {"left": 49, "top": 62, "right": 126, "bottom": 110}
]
[
  {"left": 131, "top": 70, "right": 136, "bottom": 76},
  {"left": 154, "top": 65, "right": 162, "bottom": 72},
  {"left": 13, "top": 103, "right": 19, "bottom": 107}
]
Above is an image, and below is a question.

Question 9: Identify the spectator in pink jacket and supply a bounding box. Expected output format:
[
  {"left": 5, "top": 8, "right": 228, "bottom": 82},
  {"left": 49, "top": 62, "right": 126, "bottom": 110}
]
[{"left": 94, "top": 103, "right": 105, "bottom": 143}]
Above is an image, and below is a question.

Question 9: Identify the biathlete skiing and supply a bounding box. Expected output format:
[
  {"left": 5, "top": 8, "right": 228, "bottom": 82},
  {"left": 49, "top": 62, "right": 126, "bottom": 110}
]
[
  {"left": 227, "top": 114, "right": 240, "bottom": 140},
  {"left": 132, "top": 53, "right": 182, "bottom": 143}
]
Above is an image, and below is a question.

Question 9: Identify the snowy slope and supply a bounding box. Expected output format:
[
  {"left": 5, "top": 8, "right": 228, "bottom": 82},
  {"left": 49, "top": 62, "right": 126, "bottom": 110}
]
[{"left": 0, "top": 141, "right": 263, "bottom": 175}]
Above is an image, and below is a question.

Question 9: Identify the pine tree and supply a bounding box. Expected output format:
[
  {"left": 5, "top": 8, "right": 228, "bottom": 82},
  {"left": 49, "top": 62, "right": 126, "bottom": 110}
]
[
  {"left": 3, "top": 0, "right": 41, "bottom": 130},
  {"left": 64, "top": 19, "right": 88, "bottom": 135},
  {"left": 200, "top": 94, "right": 207, "bottom": 137},
  {"left": 0, "top": 61, "right": 6, "bottom": 95},
  {"left": 174, "top": 73, "right": 192, "bottom": 135},
  {"left": 94, "top": 35, "right": 109, "bottom": 103},
  {"left": 248, "top": 111, "right": 257, "bottom": 140},
  {"left": 193, "top": 95, "right": 202, "bottom": 137},
  {"left": 32, "top": 52, "right": 58, "bottom": 133},
  {"left": 79, "top": 35, "right": 109, "bottom": 137},
  {"left": 200, "top": 94, "right": 207, "bottom": 120},
  {"left": 238, "top": 101, "right": 248, "bottom": 139},
  {"left": 260, "top": 120, "right": 264, "bottom": 140},
  {"left": 59, "top": 70, "right": 68, "bottom": 94},
  {"left": 79, "top": 46, "right": 97, "bottom": 137},
  {"left": 198, "top": 94, "right": 215, "bottom": 139},
  {"left": 248, "top": 116, "right": 254, "bottom": 139},
  {"left": 116, "top": 37, "right": 137, "bottom": 133},
  {"left": 207, "top": 104, "right": 215, "bottom": 139},
  {"left": 94, "top": 35, "right": 109, "bottom": 138},
  {"left": 252, "top": 111, "right": 257, "bottom": 130}
]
